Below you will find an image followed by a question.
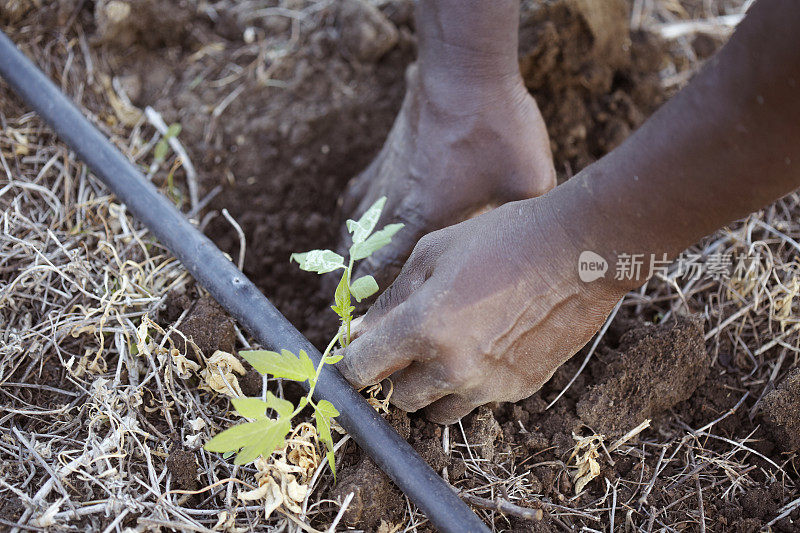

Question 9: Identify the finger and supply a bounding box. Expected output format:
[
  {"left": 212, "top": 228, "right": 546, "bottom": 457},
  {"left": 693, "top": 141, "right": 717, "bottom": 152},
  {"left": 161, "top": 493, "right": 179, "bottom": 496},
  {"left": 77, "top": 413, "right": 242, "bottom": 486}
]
[
  {"left": 424, "top": 394, "right": 482, "bottom": 425},
  {"left": 355, "top": 233, "right": 436, "bottom": 332},
  {"left": 339, "top": 297, "right": 428, "bottom": 389},
  {"left": 388, "top": 361, "right": 452, "bottom": 412}
]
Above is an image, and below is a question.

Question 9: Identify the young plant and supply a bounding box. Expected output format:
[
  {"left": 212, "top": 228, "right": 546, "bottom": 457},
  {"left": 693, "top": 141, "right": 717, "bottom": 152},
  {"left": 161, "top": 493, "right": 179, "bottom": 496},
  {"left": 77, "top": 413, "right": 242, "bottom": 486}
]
[
  {"left": 204, "top": 197, "right": 402, "bottom": 476},
  {"left": 154, "top": 122, "right": 182, "bottom": 163}
]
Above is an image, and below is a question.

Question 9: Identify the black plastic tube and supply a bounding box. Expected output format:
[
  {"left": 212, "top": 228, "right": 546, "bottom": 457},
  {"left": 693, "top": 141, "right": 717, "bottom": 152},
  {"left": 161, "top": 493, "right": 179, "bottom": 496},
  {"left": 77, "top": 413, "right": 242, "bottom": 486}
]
[{"left": 0, "top": 31, "right": 489, "bottom": 532}]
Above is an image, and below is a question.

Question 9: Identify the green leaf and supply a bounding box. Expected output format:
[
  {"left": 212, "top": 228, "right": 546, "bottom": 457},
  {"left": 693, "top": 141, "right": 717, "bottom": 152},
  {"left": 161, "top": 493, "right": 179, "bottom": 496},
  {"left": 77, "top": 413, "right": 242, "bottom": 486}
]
[
  {"left": 204, "top": 418, "right": 272, "bottom": 453},
  {"left": 297, "top": 397, "right": 309, "bottom": 409},
  {"left": 316, "top": 400, "right": 340, "bottom": 418},
  {"left": 346, "top": 196, "right": 386, "bottom": 244},
  {"left": 264, "top": 391, "right": 294, "bottom": 419},
  {"left": 314, "top": 408, "right": 337, "bottom": 478},
  {"left": 327, "top": 450, "right": 336, "bottom": 479},
  {"left": 315, "top": 409, "right": 333, "bottom": 451},
  {"left": 231, "top": 397, "right": 269, "bottom": 419},
  {"left": 154, "top": 139, "right": 169, "bottom": 161},
  {"left": 334, "top": 269, "right": 350, "bottom": 311},
  {"left": 290, "top": 249, "right": 345, "bottom": 274},
  {"left": 165, "top": 123, "right": 182, "bottom": 138},
  {"left": 324, "top": 354, "right": 343, "bottom": 364},
  {"left": 297, "top": 350, "right": 317, "bottom": 382},
  {"left": 349, "top": 275, "right": 379, "bottom": 302},
  {"left": 240, "top": 349, "right": 310, "bottom": 381},
  {"left": 349, "top": 223, "right": 404, "bottom": 261},
  {"left": 234, "top": 418, "right": 291, "bottom": 465}
]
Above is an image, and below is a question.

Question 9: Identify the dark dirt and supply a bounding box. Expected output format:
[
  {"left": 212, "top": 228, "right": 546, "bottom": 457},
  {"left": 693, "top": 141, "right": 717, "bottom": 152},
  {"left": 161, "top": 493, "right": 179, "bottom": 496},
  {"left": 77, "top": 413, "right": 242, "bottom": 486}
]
[
  {"left": 761, "top": 368, "right": 800, "bottom": 452},
  {"left": 577, "top": 315, "right": 710, "bottom": 436},
  {"left": 166, "top": 448, "right": 200, "bottom": 491},
  {"left": 519, "top": 0, "right": 667, "bottom": 178},
  {"left": 333, "top": 456, "right": 405, "bottom": 530},
  {"left": 332, "top": 408, "right": 410, "bottom": 528},
  {"left": 174, "top": 294, "right": 236, "bottom": 357},
  {"left": 147, "top": 0, "right": 415, "bottom": 348}
]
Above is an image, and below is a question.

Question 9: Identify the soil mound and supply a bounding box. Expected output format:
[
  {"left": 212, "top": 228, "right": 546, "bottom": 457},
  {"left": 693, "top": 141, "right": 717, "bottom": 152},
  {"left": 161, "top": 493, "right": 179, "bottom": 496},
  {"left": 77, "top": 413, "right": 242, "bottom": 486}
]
[{"left": 577, "top": 316, "right": 710, "bottom": 435}]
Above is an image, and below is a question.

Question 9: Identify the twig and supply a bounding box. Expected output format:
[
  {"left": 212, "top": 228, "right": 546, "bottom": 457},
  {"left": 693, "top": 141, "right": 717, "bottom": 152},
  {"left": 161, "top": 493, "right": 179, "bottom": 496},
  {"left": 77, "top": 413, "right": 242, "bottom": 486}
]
[
  {"left": 608, "top": 419, "right": 651, "bottom": 453},
  {"left": 327, "top": 492, "right": 353, "bottom": 532},
  {"left": 459, "top": 492, "right": 543, "bottom": 522},
  {"left": 221, "top": 208, "right": 246, "bottom": 271},
  {"left": 695, "top": 470, "right": 706, "bottom": 533},
  {"left": 652, "top": 14, "right": 743, "bottom": 39}
]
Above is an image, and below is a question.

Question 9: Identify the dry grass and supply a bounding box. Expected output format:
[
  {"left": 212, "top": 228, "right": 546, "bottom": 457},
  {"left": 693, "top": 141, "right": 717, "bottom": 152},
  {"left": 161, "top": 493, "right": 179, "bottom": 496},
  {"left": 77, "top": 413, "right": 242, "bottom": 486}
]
[
  {"left": 0, "top": 4, "right": 346, "bottom": 532},
  {"left": 1, "top": 0, "right": 798, "bottom": 532}
]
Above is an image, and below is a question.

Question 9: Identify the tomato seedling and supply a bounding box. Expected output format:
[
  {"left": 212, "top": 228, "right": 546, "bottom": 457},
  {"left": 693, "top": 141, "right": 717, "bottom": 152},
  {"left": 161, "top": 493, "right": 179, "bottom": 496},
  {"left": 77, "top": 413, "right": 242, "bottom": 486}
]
[{"left": 204, "top": 197, "right": 402, "bottom": 476}]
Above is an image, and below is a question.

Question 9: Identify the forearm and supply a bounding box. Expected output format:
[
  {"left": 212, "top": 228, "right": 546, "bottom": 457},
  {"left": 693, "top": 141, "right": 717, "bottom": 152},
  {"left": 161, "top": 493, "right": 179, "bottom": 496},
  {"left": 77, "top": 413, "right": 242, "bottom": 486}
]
[
  {"left": 416, "top": 0, "right": 522, "bottom": 103},
  {"left": 551, "top": 0, "right": 800, "bottom": 291}
]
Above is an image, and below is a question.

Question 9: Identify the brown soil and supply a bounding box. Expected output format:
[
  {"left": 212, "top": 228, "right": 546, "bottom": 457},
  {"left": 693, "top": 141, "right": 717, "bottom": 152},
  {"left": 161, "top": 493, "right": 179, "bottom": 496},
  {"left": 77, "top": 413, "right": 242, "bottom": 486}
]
[
  {"left": 174, "top": 294, "right": 237, "bottom": 357},
  {"left": 4, "top": 0, "right": 799, "bottom": 531},
  {"left": 761, "top": 368, "right": 800, "bottom": 452},
  {"left": 577, "top": 316, "right": 710, "bottom": 436},
  {"left": 166, "top": 448, "right": 200, "bottom": 491}
]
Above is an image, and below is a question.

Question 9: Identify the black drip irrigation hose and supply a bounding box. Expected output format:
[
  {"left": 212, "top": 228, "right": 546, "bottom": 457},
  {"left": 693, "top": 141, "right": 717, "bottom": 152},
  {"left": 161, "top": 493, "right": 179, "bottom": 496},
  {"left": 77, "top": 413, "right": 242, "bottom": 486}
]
[{"left": 0, "top": 31, "right": 490, "bottom": 533}]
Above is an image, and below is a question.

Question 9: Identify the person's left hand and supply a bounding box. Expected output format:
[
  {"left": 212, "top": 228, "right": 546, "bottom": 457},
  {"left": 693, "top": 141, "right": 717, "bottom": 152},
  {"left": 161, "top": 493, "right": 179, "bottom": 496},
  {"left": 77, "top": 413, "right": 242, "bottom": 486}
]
[{"left": 338, "top": 194, "right": 623, "bottom": 424}]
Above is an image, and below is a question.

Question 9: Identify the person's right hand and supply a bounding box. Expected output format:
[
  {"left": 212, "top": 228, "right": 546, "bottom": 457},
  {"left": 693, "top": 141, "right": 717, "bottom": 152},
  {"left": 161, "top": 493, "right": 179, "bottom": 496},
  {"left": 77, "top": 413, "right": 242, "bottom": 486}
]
[
  {"left": 337, "top": 64, "right": 556, "bottom": 290},
  {"left": 338, "top": 191, "right": 625, "bottom": 424}
]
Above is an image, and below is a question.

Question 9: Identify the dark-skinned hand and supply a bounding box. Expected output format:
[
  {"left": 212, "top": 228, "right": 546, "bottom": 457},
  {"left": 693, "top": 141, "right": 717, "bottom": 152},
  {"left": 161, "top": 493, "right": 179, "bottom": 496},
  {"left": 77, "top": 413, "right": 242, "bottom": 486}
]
[
  {"left": 337, "top": 64, "right": 556, "bottom": 290},
  {"left": 339, "top": 194, "right": 623, "bottom": 424}
]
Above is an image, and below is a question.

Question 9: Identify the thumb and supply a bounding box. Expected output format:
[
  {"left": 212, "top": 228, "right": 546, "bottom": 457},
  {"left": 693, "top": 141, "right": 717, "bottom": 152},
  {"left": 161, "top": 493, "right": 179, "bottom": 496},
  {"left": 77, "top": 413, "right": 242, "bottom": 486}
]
[{"left": 339, "top": 288, "right": 430, "bottom": 389}]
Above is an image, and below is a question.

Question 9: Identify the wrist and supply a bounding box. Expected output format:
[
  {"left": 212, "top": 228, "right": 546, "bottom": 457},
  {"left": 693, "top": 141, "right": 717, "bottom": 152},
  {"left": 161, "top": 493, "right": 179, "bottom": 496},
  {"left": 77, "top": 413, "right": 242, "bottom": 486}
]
[
  {"left": 543, "top": 174, "right": 651, "bottom": 297},
  {"left": 416, "top": 0, "right": 522, "bottom": 87}
]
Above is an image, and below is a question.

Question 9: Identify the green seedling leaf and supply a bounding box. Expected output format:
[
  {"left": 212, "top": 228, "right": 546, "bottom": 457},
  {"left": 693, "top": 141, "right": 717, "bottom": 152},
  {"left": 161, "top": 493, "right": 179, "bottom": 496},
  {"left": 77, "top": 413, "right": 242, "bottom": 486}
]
[
  {"left": 265, "top": 391, "right": 294, "bottom": 419},
  {"left": 333, "top": 270, "right": 350, "bottom": 311},
  {"left": 324, "top": 354, "right": 343, "bottom": 364},
  {"left": 166, "top": 123, "right": 182, "bottom": 138},
  {"left": 350, "top": 223, "right": 404, "bottom": 261},
  {"left": 297, "top": 397, "right": 309, "bottom": 409},
  {"left": 315, "top": 410, "right": 333, "bottom": 450},
  {"left": 290, "top": 249, "right": 345, "bottom": 274},
  {"left": 316, "top": 400, "right": 340, "bottom": 418},
  {"left": 298, "top": 350, "right": 317, "bottom": 382},
  {"left": 231, "top": 397, "right": 269, "bottom": 419},
  {"left": 327, "top": 450, "right": 336, "bottom": 479},
  {"left": 315, "top": 409, "right": 336, "bottom": 478},
  {"left": 154, "top": 139, "right": 169, "bottom": 161},
  {"left": 204, "top": 418, "right": 272, "bottom": 453},
  {"left": 346, "top": 196, "right": 387, "bottom": 244},
  {"left": 349, "top": 275, "right": 379, "bottom": 302},
  {"left": 240, "top": 349, "right": 310, "bottom": 381},
  {"left": 234, "top": 417, "right": 291, "bottom": 465}
]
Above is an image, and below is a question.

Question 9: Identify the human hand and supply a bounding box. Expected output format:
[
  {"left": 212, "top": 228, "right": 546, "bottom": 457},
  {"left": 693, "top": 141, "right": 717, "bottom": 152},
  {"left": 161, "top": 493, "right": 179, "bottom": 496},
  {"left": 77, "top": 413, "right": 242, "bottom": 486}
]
[
  {"left": 338, "top": 194, "right": 624, "bottom": 424},
  {"left": 337, "top": 64, "right": 556, "bottom": 290}
]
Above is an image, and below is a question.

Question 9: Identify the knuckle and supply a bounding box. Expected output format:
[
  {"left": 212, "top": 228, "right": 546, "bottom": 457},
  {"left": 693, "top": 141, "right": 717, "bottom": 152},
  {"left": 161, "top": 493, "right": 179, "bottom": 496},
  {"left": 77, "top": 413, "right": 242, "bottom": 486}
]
[{"left": 437, "top": 357, "right": 479, "bottom": 389}]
